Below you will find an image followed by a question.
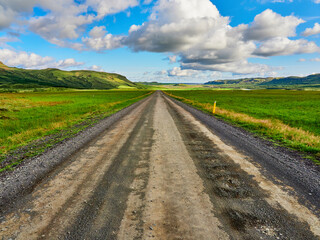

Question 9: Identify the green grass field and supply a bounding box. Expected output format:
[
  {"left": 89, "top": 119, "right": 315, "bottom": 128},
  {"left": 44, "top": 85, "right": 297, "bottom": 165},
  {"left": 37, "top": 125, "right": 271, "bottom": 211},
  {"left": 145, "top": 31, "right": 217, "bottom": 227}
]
[
  {"left": 0, "top": 90, "right": 152, "bottom": 170},
  {"left": 165, "top": 90, "right": 320, "bottom": 163}
]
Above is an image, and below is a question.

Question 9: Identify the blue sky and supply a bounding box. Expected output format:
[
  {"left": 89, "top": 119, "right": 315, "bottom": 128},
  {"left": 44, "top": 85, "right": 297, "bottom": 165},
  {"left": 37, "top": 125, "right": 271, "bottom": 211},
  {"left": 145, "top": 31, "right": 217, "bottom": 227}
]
[{"left": 0, "top": 0, "right": 320, "bottom": 83}]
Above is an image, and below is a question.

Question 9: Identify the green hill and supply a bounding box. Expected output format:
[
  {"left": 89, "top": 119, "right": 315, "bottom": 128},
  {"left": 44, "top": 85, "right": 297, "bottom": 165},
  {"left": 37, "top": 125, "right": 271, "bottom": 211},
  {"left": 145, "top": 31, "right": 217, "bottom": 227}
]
[
  {"left": 205, "top": 74, "right": 320, "bottom": 89},
  {"left": 0, "top": 62, "right": 137, "bottom": 90},
  {"left": 260, "top": 74, "right": 320, "bottom": 86}
]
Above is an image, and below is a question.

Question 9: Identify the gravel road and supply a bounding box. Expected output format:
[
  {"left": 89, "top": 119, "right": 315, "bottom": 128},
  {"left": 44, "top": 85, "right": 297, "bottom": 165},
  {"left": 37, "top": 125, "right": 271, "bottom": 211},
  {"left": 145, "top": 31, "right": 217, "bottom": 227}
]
[{"left": 0, "top": 91, "right": 319, "bottom": 240}]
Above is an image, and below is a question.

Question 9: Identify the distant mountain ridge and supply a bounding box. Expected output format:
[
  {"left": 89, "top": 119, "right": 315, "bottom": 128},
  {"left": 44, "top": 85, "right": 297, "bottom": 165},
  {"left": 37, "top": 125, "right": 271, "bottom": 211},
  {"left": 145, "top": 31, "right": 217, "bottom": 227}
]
[
  {"left": 205, "top": 74, "right": 320, "bottom": 88},
  {"left": 0, "top": 62, "right": 137, "bottom": 89}
]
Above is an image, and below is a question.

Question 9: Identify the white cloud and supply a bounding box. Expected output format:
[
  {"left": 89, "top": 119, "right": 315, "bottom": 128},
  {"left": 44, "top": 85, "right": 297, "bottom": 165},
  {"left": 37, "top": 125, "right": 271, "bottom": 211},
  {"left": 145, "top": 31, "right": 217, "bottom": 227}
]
[
  {"left": 0, "top": 48, "right": 84, "bottom": 69},
  {"left": 82, "top": 26, "right": 124, "bottom": 51},
  {"left": 244, "top": 9, "right": 304, "bottom": 41},
  {"left": 0, "top": 48, "right": 53, "bottom": 68},
  {"left": 167, "top": 67, "right": 224, "bottom": 79},
  {"left": 125, "top": 0, "right": 228, "bottom": 52},
  {"left": 302, "top": 23, "right": 320, "bottom": 36},
  {"left": 298, "top": 57, "right": 320, "bottom": 62},
  {"left": 124, "top": 0, "right": 264, "bottom": 74},
  {"left": 55, "top": 58, "right": 84, "bottom": 68},
  {"left": 155, "top": 67, "right": 224, "bottom": 81},
  {"left": 29, "top": 14, "right": 94, "bottom": 41},
  {"left": 89, "top": 26, "right": 107, "bottom": 38},
  {"left": 168, "top": 55, "right": 177, "bottom": 63},
  {"left": 0, "top": 6, "right": 16, "bottom": 29},
  {"left": 122, "top": 2, "right": 317, "bottom": 75},
  {"left": 0, "top": 0, "right": 37, "bottom": 29},
  {"left": 168, "top": 67, "right": 199, "bottom": 77},
  {"left": 85, "top": 0, "right": 139, "bottom": 19},
  {"left": 254, "top": 37, "right": 320, "bottom": 56},
  {"left": 314, "top": 0, "right": 320, "bottom": 3},
  {"left": 143, "top": 0, "right": 153, "bottom": 4},
  {"left": 0, "top": 0, "right": 139, "bottom": 47},
  {"left": 154, "top": 70, "right": 167, "bottom": 76},
  {"left": 181, "top": 60, "right": 277, "bottom": 75},
  {"left": 28, "top": 0, "right": 94, "bottom": 43},
  {"left": 86, "top": 65, "right": 105, "bottom": 72},
  {"left": 0, "top": 36, "right": 19, "bottom": 47}
]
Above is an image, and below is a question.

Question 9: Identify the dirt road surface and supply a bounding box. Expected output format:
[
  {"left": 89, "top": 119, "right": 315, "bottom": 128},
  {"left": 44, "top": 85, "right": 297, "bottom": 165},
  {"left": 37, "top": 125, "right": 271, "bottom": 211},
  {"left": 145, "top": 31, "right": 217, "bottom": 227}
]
[{"left": 0, "top": 91, "right": 319, "bottom": 239}]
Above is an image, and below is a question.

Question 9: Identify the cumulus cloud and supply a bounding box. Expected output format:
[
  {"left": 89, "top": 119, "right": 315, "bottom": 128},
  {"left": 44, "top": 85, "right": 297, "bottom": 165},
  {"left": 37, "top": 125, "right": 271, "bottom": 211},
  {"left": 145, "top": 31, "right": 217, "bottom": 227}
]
[
  {"left": 0, "top": 48, "right": 53, "bottom": 68},
  {"left": 298, "top": 57, "right": 320, "bottom": 62},
  {"left": 168, "top": 67, "right": 199, "bottom": 77},
  {"left": 28, "top": 0, "right": 94, "bottom": 44},
  {"left": 29, "top": 14, "right": 94, "bottom": 42},
  {"left": 1, "top": 0, "right": 139, "bottom": 46},
  {"left": 154, "top": 70, "right": 167, "bottom": 76},
  {"left": 0, "top": 0, "right": 37, "bottom": 29},
  {"left": 82, "top": 26, "right": 124, "bottom": 51},
  {"left": 55, "top": 58, "right": 84, "bottom": 68},
  {"left": 0, "top": 35, "right": 19, "bottom": 47},
  {"left": 244, "top": 9, "right": 304, "bottom": 41},
  {"left": 0, "top": 48, "right": 84, "bottom": 69},
  {"left": 85, "top": 0, "right": 139, "bottom": 19},
  {"left": 157, "top": 67, "right": 223, "bottom": 81},
  {"left": 143, "top": 0, "right": 153, "bottom": 4},
  {"left": 86, "top": 65, "right": 105, "bottom": 72},
  {"left": 125, "top": 0, "right": 228, "bottom": 52},
  {"left": 254, "top": 37, "right": 320, "bottom": 56},
  {"left": 168, "top": 67, "right": 222, "bottom": 79},
  {"left": 168, "top": 55, "right": 177, "bottom": 63},
  {"left": 181, "top": 60, "right": 278, "bottom": 75},
  {"left": 0, "top": 6, "right": 16, "bottom": 29},
  {"left": 124, "top": 2, "right": 299, "bottom": 75},
  {"left": 302, "top": 23, "right": 320, "bottom": 36}
]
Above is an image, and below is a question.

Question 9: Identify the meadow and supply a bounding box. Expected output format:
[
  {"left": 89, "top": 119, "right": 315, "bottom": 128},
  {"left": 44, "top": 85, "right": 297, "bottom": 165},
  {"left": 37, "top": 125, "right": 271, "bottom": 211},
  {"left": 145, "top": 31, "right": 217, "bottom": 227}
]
[
  {"left": 0, "top": 90, "right": 152, "bottom": 171},
  {"left": 165, "top": 90, "right": 320, "bottom": 163}
]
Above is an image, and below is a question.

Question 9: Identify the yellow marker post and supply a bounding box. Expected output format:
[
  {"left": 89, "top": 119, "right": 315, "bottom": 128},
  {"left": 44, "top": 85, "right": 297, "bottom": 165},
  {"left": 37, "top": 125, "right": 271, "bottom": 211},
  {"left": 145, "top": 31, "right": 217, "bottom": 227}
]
[{"left": 213, "top": 101, "right": 216, "bottom": 114}]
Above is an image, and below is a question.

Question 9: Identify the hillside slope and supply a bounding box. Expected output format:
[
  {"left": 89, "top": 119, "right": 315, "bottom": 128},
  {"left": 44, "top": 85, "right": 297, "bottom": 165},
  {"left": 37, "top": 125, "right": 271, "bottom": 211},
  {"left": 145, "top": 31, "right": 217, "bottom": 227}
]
[
  {"left": 205, "top": 74, "right": 320, "bottom": 88},
  {"left": 261, "top": 74, "right": 320, "bottom": 86},
  {"left": 0, "top": 62, "right": 137, "bottom": 89}
]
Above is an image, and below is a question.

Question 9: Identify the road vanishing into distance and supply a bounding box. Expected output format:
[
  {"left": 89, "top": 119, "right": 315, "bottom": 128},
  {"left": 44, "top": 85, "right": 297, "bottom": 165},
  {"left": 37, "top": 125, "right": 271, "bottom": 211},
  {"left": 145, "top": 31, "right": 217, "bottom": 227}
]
[{"left": 0, "top": 91, "right": 319, "bottom": 239}]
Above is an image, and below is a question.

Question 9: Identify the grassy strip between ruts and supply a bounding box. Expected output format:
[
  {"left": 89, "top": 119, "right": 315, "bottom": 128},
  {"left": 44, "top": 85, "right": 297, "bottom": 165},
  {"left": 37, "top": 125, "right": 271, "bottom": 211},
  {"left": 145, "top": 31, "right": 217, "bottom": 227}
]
[
  {"left": 0, "top": 90, "right": 153, "bottom": 172},
  {"left": 164, "top": 91, "right": 320, "bottom": 165}
]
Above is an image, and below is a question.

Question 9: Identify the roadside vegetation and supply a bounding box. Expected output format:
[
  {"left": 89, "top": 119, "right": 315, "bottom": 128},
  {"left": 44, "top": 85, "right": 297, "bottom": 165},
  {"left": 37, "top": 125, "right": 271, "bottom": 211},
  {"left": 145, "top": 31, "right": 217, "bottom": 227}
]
[
  {"left": 0, "top": 90, "right": 152, "bottom": 171},
  {"left": 165, "top": 90, "right": 320, "bottom": 164}
]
